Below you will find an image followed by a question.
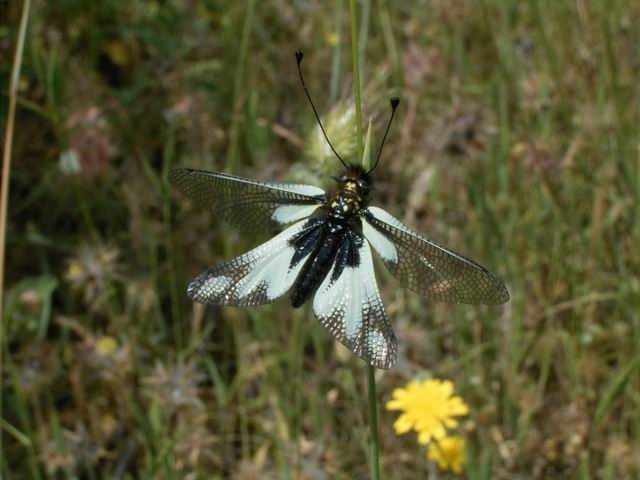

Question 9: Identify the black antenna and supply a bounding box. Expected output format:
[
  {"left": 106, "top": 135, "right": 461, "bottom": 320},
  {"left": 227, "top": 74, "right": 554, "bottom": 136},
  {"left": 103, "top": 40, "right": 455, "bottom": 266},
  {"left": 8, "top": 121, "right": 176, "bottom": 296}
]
[
  {"left": 296, "top": 50, "right": 349, "bottom": 169},
  {"left": 367, "top": 97, "right": 399, "bottom": 174}
]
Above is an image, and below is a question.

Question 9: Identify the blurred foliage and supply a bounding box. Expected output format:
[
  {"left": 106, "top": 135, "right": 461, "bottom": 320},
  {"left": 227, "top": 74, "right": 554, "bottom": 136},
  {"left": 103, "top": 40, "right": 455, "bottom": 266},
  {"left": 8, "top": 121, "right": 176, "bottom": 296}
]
[{"left": 2, "top": 0, "right": 640, "bottom": 478}]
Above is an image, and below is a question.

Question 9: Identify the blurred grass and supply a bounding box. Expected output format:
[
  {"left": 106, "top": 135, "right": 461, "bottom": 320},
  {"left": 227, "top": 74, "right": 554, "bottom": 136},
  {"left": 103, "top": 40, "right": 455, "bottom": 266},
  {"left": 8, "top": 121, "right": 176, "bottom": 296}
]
[{"left": 1, "top": 0, "right": 639, "bottom": 478}]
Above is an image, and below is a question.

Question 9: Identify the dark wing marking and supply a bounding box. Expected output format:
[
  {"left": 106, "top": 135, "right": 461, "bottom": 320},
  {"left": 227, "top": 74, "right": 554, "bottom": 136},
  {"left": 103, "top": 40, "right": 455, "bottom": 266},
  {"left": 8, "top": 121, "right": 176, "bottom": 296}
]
[
  {"left": 169, "top": 167, "right": 327, "bottom": 233},
  {"left": 312, "top": 236, "right": 397, "bottom": 369},
  {"left": 188, "top": 220, "right": 315, "bottom": 305},
  {"left": 362, "top": 206, "right": 509, "bottom": 305}
]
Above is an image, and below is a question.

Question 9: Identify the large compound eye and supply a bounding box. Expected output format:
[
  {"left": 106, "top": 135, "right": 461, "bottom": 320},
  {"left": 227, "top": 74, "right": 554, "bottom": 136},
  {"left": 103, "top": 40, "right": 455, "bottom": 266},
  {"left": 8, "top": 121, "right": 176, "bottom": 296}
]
[
  {"left": 357, "top": 180, "right": 370, "bottom": 193},
  {"left": 339, "top": 175, "right": 350, "bottom": 183}
]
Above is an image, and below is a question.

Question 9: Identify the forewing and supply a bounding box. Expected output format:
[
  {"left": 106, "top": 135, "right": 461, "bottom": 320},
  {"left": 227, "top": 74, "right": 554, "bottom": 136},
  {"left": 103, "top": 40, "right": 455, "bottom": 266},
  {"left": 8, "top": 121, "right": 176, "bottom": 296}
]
[
  {"left": 312, "top": 237, "right": 397, "bottom": 369},
  {"left": 188, "top": 220, "right": 314, "bottom": 306},
  {"left": 169, "top": 167, "right": 327, "bottom": 233},
  {"left": 363, "top": 206, "right": 509, "bottom": 305}
]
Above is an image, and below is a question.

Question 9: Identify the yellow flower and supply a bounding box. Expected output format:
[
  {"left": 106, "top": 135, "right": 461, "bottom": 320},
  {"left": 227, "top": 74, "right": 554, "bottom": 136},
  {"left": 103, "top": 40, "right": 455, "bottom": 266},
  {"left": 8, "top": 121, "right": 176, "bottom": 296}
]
[
  {"left": 95, "top": 336, "right": 118, "bottom": 356},
  {"left": 386, "top": 379, "right": 468, "bottom": 444},
  {"left": 427, "top": 436, "right": 465, "bottom": 474},
  {"left": 326, "top": 32, "right": 339, "bottom": 47},
  {"left": 67, "top": 261, "right": 82, "bottom": 277}
]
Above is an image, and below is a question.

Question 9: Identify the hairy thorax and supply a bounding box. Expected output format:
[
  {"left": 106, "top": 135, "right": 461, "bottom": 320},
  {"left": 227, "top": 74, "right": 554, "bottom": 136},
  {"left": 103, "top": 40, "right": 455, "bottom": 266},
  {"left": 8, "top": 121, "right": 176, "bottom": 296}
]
[{"left": 329, "top": 180, "right": 365, "bottom": 223}]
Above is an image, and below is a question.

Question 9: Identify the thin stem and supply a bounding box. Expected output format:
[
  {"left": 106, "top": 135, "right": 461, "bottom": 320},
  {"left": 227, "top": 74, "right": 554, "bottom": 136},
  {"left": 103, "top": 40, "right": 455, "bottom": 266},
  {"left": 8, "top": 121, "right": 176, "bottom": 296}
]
[
  {"left": 358, "top": 0, "right": 370, "bottom": 79},
  {"left": 379, "top": 0, "right": 403, "bottom": 89},
  {"left": 349, "top": 2, "right": 380, "bottom": 477},
  {"left": 1, "top": 1, "right": 32, "bottom": 475},
  {"left": 226, "top": 0, "right": 257, "bottom": 174},
  {"left": 367, "top": 365, "right": 380, "bottom": 480},
  {"left": 329, "top": 0, "right": 344, "bottom": 105},
  {"left": 1, "top": 0, "right": 31, "bottom": 320},
  {"left": 349, "top": 0, "right": 364, "bottom": 161},
  {"left": 162, "top": 128, "right": 182, "bottom": 352}
]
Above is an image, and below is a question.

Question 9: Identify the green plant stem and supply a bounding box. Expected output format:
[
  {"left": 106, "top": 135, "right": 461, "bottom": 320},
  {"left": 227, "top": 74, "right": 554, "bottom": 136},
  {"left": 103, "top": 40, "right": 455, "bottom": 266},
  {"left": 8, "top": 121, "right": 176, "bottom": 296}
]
[
  {"left": 358, "top": 0, "right": 370, "bottom": 78},
  {"left": 227, "top": 0, "right": 257, "bottom": 174},
  {"left": 1, "top": 0, "right": 31, "bottom": 326},
  {"left": 367, "top": 365, "right": 380, "bottom": 479},
  {"left": 162, "top": 128, "right": 182, "bottom": 352},
  {"left": 349, "top": 2, "right": 379, "bottom": 478},
  {"left": 329, "top": 0, "right": 344, "bottom": 105},
  {"left": 349, "top": 0, "right": 364, "bottom": 161},
  {"left": 1, "top": 0, "right": 33, "bottom": 475},
  {"left": 379, "top": 0, "right": 403, "bottom": 89}
]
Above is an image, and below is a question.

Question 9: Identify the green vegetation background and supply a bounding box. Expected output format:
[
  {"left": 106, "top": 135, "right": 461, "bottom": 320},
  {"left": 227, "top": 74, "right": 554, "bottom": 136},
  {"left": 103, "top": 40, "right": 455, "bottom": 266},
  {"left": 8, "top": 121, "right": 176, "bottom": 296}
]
[{"left": 2, "top": 0, "right": 639, "bottom": 478}]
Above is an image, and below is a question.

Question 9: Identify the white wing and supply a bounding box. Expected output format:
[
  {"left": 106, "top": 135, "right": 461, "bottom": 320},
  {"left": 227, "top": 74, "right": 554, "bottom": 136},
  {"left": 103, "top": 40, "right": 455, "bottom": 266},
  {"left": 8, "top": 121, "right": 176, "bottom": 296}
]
[
  {"left": 188, "top": 220, "right": 314, "bottom": 306},
  {"left": 312, "top": 239, "right": 397, "bottom": 369},
  {"left": 169, "top": 168, "right": 326, "bottom": 233},
  {"left": 362, "top": 206, "right": 510, "bottom": 305}
]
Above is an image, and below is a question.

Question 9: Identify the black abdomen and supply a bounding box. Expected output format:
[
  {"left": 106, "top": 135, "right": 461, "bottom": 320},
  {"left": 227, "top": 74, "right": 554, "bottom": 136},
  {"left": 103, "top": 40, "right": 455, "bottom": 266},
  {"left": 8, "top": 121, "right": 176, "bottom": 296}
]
[{"left": 290, "top": 229, "right": 341, "bottom": 308}]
